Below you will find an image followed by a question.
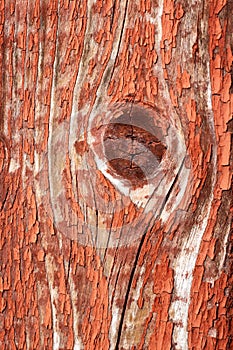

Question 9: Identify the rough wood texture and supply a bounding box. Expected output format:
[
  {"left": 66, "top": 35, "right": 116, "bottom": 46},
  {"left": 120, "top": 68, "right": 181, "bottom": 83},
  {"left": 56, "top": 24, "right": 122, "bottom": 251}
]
[{"left": 0, "top": 0, "right": 232, "bottom": 349}]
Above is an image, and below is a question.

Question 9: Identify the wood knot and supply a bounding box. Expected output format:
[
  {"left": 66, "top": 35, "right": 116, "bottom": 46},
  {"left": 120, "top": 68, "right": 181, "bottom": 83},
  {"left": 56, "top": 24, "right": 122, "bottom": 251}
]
[{"left": 103, "top": 111, "right": 167, "bottom": 189}]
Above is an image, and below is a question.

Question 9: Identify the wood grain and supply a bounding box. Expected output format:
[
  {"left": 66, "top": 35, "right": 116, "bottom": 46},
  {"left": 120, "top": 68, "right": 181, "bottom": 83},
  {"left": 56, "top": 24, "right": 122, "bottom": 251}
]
[{"left": 0, "top": 1, "right": 232, "bottom": 349}]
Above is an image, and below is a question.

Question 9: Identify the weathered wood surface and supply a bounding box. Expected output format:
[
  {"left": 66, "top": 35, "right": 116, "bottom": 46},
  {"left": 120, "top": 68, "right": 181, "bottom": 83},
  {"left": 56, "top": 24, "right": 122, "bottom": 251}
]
[{"left": 0, "top": 0, "right": 232, "bottom": 349}]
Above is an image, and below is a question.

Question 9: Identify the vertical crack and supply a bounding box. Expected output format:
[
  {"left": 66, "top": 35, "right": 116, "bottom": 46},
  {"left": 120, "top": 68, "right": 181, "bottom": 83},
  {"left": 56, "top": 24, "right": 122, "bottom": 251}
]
[
  {"left": 114, "top": 224, "right": 149, "bottom": 350},
  {"left": 114, "top": 156, "right": 186, "bottom": 348},
  {"left": 108, "top": 0, "right": 129, "bottom": 85}
]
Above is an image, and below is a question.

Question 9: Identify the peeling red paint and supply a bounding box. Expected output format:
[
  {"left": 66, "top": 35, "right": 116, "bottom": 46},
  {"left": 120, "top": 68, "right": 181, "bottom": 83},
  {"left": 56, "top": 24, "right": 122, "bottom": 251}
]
[{"left": 0, "top": 0, "right": 232, "bottom": 349}]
